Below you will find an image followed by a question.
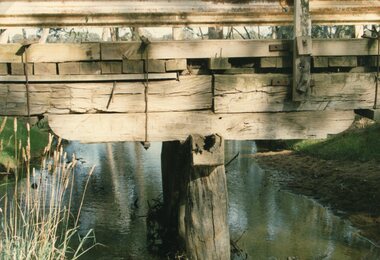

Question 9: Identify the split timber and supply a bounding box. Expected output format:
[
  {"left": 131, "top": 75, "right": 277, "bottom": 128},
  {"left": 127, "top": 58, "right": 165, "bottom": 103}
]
[{"left": 0, "top": 38, "right": 378, "bottom": 142}]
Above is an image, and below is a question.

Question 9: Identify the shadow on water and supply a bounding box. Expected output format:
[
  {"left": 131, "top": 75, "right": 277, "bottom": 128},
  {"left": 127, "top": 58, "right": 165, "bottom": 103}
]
[{"left": 25, "top": 141, "right": 380, "bottom": 259}]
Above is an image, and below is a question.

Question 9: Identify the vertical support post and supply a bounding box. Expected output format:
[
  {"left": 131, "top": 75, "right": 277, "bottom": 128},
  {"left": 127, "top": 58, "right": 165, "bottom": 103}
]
[
  {"left": 292, "top": 0, "right": 312, "bottom": 101},
  {"left": 161, "top": 135, "right": 230, "bottom": 260}
]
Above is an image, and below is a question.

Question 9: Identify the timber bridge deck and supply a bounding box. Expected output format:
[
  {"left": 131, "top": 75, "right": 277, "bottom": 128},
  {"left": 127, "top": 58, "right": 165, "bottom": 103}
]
[
  {"left": 0, "top": 0, "right": 379, "bottom": 143},
  {"left": 1, "top": 1, "right": 380, "bottom": 259}
]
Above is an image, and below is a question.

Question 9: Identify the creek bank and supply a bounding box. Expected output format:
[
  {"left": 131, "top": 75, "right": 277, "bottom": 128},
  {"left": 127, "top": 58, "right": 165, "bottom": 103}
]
[{"left": 253, "top": 150, "right": 380, "bottom": 245}]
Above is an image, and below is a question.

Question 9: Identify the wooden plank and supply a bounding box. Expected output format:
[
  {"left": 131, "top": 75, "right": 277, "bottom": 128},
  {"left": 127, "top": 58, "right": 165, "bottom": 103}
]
[
  {"left": 47, "top": 110, "right": 355, "bottom": 142},
  {"left": 26, "top": 44, "right": 100, "bottom": 63},
  {"left": 293, "top": 0, "right": 312, "bottom": 100},
  {"left": 58, "top": 62, "right": 80, "bottom": 75},
  {"left": 260, "top": 57, "right": 277, "bottom": 68},
  {"left": 101, "top": 61, "right": 122, "bottom": 74},
  {"left": 122, "top": 60, "right": 144, "bottom": 74},
  {"left": 34, "top": 63, "right": 57, "bottom": 75},
  {"left": 329, "top": 57, "right": 357, "bottom": 67},
  {"left": 261, "top": 57, "right": 291, "bottom": 68},
  {"left": 0, "top": 63, "right": 8, "bottom": 75},
  {"left": 0, "top": 73, "right": 177, "bottom": 83},
  {"left": 100, "top": 39, "right": 380, "bottom": 60},
  {"left": 147, "top": 60, "right": 166, "bottom": 73},
  {"left": 214, "top": 73, "right": 376, "bottom": 113},
  {"left": 101, "top": 40, "right": 290, "bottom": 60},
  {"left": 166, "top": 59, "right": 187, "bottom": 72},
  {"left": 148, "top": 76, "right": 212, "bottom": 111},
  {"left": 0, "top": 44, "right": 22, "bottom": 63},
  {"left": 11, "top": 63, "right": 33, "bottom": 75},
  {"left": 1, "top": 1, "right": 379, "bottom": 27},
  {"left": 0, "top": 76, "right": 211, "bottom": 115},
  {"left": 313, "top": 57, "right": 328, "bottom": 68},
  {"left": 0, "top": 39, "right": 376, "bottom": 65},
  {"left": 79, "top": 62, "right": 101, "bottom": 75}
]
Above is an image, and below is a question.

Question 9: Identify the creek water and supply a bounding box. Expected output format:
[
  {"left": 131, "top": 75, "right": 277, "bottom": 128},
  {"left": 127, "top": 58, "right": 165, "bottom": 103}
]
[{"left": 2, "top": 141, "right": 379, "bottom": 259}]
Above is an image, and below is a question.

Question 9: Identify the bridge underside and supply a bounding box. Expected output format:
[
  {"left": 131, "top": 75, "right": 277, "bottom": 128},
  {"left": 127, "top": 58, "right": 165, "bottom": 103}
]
[
  {"left": 1, "top": 0, "right": 379, "bottom": 142},
  {"left": 1, "top": 39, "right": 378, "bottom": 142}
]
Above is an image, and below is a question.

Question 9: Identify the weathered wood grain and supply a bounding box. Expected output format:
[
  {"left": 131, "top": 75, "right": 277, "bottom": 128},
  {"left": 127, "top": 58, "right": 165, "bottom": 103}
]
[
  {"left": 0, "top": 76, "right": 211, "bottom": 115},
  {"left": 0, "top": 73, "right": 177, "bottom": 82},
  {"left": 3, "top": 44, "right": 100, "bottom": 63},
  {"left": 11, "top": 63, "right": 33, "bottom": 75},
  {"left": 1, "top": 1, "right": 379, "bottom": 27},
  {"left": 293, "top": 0, "right": 311, "bottom": 100},
  {"left": 47, "top": 110, "right": 355, "bottom": 142},
  {"left": 148, "top": 76, "right": 212, "bottom": 111},
  {"left": 122, "top": 60, "right": 144, "bottom": 73},
  {"left": 166, "top": 59, "right": 187, "bottom": 72},
  {"left": 34, "top": 63, "right": 57, "bottom": 75},
  {"left": 214, "top": 73, "right": 376, "bottom": 113},
  {"left": 101, "top": 61, "right": 122, "bottom": 74},
  {"left": 0, "top": 44, "right": 22, "bottom": 63},
  {"left": 328, "top": 57, "right": 358, "bottom": 67},
  {"left": 100, "top": 39, "right": 379, "bottom": 60},
  {"left": 0, "top": 63, "right": 8, "bottom": 75},
  {"left": 58, "top": 62, "right": 80, "bottom": 75},
  {"left": 0, "top": 39, "right": 378, "bottom": 65}
]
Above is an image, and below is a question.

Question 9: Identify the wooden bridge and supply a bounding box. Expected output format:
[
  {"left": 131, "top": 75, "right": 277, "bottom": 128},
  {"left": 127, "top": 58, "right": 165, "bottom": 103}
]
[{"left": 1, "top": 1, "right": 380, "bottom": 259}]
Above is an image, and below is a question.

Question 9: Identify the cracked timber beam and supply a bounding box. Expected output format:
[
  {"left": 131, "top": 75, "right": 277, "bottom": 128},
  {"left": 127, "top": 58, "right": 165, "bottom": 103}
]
[{"left": 0, "top": 1, "right": 379, "bottom": 27}]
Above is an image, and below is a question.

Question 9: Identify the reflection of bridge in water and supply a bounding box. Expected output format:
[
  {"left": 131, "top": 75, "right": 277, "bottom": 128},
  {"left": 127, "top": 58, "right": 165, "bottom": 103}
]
[{"left": 0, "top": 1, "right": 379, "bottom": 259}]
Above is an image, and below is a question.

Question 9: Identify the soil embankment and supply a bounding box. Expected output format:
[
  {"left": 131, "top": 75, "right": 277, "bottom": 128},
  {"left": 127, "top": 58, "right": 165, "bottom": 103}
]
[{"left": 253, "top": 150, "right": 380, "bottom": 245}]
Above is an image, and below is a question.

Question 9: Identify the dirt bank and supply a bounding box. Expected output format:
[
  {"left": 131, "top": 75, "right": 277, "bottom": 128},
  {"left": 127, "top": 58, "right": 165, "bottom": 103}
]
[{"left": 253, "top": 150, "right": 380, "bottom": 245}]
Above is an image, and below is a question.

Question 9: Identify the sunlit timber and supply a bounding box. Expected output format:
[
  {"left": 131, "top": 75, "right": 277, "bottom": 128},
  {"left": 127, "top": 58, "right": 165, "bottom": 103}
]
[{"left": 0, "top": 1, "right": 379, "bottom": 27}]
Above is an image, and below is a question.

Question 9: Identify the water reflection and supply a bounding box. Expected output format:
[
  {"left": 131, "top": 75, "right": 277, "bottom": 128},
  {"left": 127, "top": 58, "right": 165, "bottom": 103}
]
[
  {"left": 3, "top": 141, "right": 376, "bottom": 259},
  {"left": 226, "top": 141, "right": 380, "bottom": 260}
]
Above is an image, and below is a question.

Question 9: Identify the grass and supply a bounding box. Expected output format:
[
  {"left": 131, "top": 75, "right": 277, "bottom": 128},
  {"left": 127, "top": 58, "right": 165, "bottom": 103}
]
[
  {"left": 0, "top": 116, "right": 49, "bottom": 171},
  {"left": 289, "top": 123, "right": 380, "bottom": 162},
  {"left": 0, "top": 117, "right": 96, "bottom": 259}
]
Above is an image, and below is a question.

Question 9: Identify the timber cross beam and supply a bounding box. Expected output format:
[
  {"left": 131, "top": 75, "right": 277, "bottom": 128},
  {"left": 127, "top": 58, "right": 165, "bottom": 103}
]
[{"left": 0, "top": 1, "right": 379, "bottom": 27}]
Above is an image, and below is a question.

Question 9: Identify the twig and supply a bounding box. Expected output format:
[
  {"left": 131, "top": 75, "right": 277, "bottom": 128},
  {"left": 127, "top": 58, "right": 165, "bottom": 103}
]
[
  {"left": 225, "top": 152, "right": 239, "bottom": 168},
  {"left": 232, "top": 27, "right": 246, "bottom": 40},
  {"left": 243, "top": 27, "right": 251, "bottom": 39}
]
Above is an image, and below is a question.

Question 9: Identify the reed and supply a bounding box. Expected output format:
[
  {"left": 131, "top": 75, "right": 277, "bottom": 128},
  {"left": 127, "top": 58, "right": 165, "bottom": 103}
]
[{"left": 0, "top": 117, "right": 95, "bottom": 259}]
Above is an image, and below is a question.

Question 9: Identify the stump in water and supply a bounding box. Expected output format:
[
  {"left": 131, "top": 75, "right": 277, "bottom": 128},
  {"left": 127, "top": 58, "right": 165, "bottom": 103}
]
[{"left": 161, "top": 134, "right": 230, "bottom": 260}]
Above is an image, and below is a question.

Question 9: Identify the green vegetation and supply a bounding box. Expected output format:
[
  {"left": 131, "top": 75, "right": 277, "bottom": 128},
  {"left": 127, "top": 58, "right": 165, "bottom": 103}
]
[
  {"left": 0, "top": 117, "right": 95, "bottom": 259},
  {"left": 289, "top": 123, "right": 380, "bottom": 162},
  {"left": 0, "top": 116, "right": 49, "bottom": 170}
]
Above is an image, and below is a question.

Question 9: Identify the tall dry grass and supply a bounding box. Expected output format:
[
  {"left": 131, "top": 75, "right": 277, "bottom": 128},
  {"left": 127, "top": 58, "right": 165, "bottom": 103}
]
[{"left": 0, "top": 117, "right": 95, "bottom": 259}]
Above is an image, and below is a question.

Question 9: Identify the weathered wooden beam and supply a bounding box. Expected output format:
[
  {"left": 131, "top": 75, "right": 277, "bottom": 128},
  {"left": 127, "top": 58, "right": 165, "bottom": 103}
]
[
  {"left": 214, "top": 73, "right": 376, "bottom": 113},
  {"left": 0, "top": 1, "right": 379, "bottom": 27},
  {"left": 0, "top": 73, "right": 177, "bottom": 83},
  {"left": 47, "top": 110, "right": 355, "bottom": 142},
  {"left": 0, "top": 63, "right": 8, "bottom": 75},
  {"left": 0, "top": 76, "right": 211, "bottom": 115},
  {"left": 293, "top": 0, "right": 312, "bottom": 101},
  {"left": 100, "top": 39, "right": 380, "bottom": 60},
  {"left": 0, "top": 39, "right": 378, "bottom": 63}
]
